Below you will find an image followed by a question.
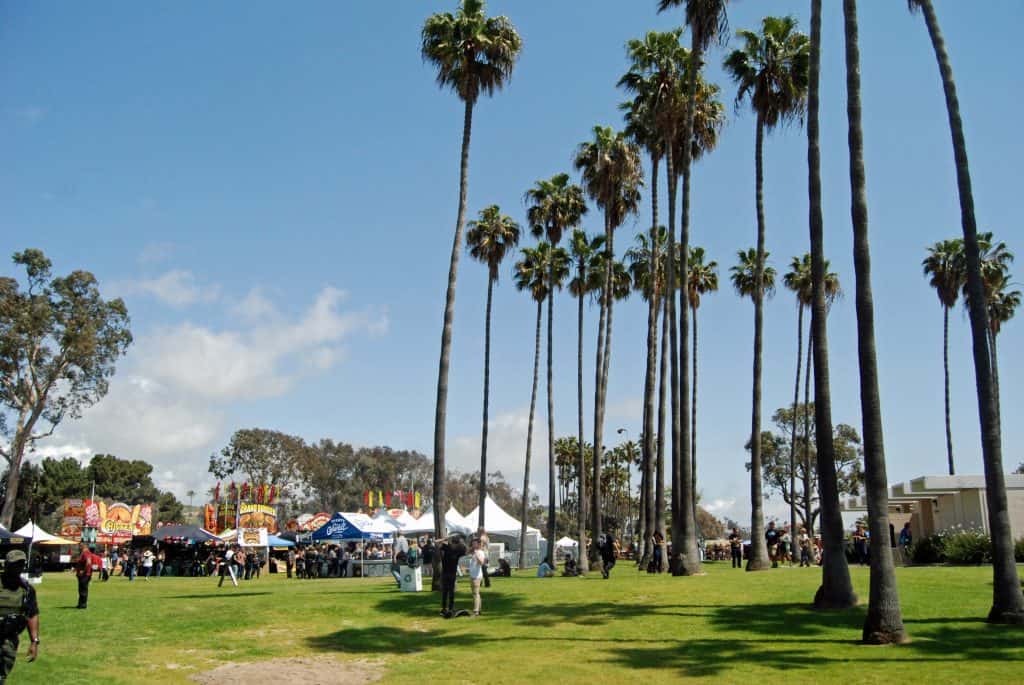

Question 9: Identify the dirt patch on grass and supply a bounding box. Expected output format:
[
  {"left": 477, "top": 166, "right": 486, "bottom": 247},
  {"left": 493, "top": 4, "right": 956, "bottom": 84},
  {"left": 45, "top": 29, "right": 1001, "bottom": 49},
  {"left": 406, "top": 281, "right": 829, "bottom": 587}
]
[{"left": 191, "top": 657, "right": 384, "bottom": 684}]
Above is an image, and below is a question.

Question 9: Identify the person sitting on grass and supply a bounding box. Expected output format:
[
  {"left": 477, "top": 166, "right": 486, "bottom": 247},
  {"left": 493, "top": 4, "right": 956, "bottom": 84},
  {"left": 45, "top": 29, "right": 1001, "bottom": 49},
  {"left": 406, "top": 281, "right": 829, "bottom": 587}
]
[
  {"left": 536, "top": 559, "right": 555, "bottom": 578},
  {"left": 490, "top": 557, "right": 511, "bottom": 577},
  {"left": 562, "top": 554, "right": 578, "bottom": 577}
]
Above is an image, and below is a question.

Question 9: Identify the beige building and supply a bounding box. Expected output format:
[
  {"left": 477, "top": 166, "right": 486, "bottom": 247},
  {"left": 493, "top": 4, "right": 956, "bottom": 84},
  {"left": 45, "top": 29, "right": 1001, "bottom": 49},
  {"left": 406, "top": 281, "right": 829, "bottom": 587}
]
[{"left": 841, "top": 474, "right": 1024, "bottom": 542}]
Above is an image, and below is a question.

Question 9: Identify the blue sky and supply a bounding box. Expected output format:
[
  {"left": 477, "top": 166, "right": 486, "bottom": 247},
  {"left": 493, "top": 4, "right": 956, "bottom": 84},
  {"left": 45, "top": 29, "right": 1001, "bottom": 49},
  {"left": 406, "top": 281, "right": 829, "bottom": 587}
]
[{"left": 2, "top": 1, "right": 1020, "bottom": 524}]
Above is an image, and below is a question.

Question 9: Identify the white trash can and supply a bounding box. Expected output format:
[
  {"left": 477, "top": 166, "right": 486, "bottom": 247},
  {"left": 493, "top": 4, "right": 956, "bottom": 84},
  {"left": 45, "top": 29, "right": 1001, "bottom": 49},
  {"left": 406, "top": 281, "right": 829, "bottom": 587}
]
[{"left": 399, "top": 565, "right": 422, "bottom": 592}]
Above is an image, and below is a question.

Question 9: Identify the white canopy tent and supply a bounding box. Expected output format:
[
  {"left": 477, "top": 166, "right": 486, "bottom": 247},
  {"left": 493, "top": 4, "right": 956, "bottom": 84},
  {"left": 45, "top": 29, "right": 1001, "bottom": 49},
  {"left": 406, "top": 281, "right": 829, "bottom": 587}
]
[
  {"left": 400, "top": 509, "right": 437, "bottom": 536},
  {"left": 13, "top": 521, "right": 77, "bottom": 545},
  {"left": 554, "top": 536, "right": 578, "bottom": 548},
  {"left": 465, "top": 496, "right": 541, "bottom": 551}
]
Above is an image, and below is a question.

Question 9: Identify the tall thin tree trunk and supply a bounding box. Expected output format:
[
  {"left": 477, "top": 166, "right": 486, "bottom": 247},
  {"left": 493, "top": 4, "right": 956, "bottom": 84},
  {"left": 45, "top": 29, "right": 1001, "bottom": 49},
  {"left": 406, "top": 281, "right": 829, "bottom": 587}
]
[
  {"left": 666, "top": 147, "right": 684, "bottom": 575},
  {"left": 691, "top": 303, "right": 699, "bottom": 536},
  {"left": 432, "top": 99, "right": 474, "bottom": 589},
  {"left": 943, "top": 306, "right": 955, "bottom": 475},
  {"left": 746, "top": 115, "right": 769, "bottom": 572},
  {"left": 802, "top": 327, "right": 813, "bottom": 535},
  {"left": 656, "top": 289, "right": 669, "bottom": 572},
  {"left": 591, "top": 213, "right": 611, "bottom": 566},
  {"left": 545, "top": 262, "right": 557, "bottom": 567},
  {"left": 844, "top": 0, "right": 907, "bottom": 643},
  {"left": 577, "top": 285, "right": 589, "bottom": 575},
  {"left": 809, "top": 0, "right": 857, "bottom": 610},
  {"left": 519, "top": 298, "right": 543, "bottom": 569},
  {"left": 640, "top": 156, "right": 661, "bottom": 571},
  {"left": 478, "top": 276, "right": 494, "bottom": 529},
  {"left": 789, "top": 303, "right": 804, "bottom": 539},
  {"left": 988, "top": 328, "right": 1001, "bottom": 428}
]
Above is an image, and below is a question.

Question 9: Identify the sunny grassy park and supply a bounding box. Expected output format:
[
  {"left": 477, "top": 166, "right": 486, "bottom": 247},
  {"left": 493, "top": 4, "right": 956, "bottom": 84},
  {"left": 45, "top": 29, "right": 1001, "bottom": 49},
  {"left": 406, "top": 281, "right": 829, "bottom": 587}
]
[{"left": 14, "top": 564, "right": 1021, "bottom": 684}]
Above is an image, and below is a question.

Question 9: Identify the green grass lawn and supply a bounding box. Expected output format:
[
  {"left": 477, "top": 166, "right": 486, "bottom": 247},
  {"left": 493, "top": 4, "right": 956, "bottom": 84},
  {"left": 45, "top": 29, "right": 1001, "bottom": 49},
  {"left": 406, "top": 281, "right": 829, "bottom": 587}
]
[{"left": 15, "top": 562, "right": 1023, "bottom": 684}]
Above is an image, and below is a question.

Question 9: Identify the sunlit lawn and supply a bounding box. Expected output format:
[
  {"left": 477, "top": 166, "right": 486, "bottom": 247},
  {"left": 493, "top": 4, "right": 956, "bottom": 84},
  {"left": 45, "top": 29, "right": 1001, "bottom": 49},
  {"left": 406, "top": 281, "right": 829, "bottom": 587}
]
[{"left": 17, "top": 561, "right": 1024, "bottom": 684}]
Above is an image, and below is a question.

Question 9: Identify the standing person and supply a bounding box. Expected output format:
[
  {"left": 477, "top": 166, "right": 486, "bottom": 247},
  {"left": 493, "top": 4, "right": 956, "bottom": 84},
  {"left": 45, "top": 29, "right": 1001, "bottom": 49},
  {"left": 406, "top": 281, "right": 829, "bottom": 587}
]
[
  {"left": 476, "top": 527, "right": 491, "bottom": 588},
  {"left": 218, "top": 546, "right": 238, "bottom": 588},
  {"left": 898, "top": 522, "right": 913, "bottom": 554},
  {"left": 728, "top": 527, "right": 744, "bottom": 569},
  {"left": 780, "top": 526, "right": 793, "bottom": 566},
  {"left": 155, "top": 550, "right": 165, "bottom": 578},
  {"left": 438, "top": 534, "right": 467, "bottom": 618},
  {"left": 468, "top": 538, "right": 487, "bottom": 616},
  {"left": 599, "top": 533, "right": 617, "bottom": 579},
  {"left": 798, "top": 528, "right": 812, "bottom": 567},
  {"left": 100, "top": 551, "right": 110, "bottom": 582},
  {"left": 651, "top": 530, "right": 664, "bottom": 573},
  {"left": 110, "top": 547, "right": 120, "bottom": 576},
  {"left": 765, "top": 521, "right": 780, "bottom": 568},
  {"left": 73, "top": 543, "right": 94, "bottom": 609},
  {"left": 0, "top": 551, "right": 40, "bottom": 681},
  {"left": 286, "top": 548, "right": 295, "bottom": 579},
  {"left": 141, "top": 549, "right": 154, "bottom": 580},
  {"left": 852, "top": 524, "right": 868, "bottom": 565}
]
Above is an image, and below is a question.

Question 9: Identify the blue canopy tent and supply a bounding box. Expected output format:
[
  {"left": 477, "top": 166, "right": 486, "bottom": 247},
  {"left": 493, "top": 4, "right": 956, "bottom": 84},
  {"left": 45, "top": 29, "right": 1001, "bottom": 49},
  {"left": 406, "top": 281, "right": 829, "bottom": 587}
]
[
  {"left": 310, "top": 512, "right": 395, "bottom": 543},
  {"left": 267, "top": 534, "right": 294, "bottom": 548}
]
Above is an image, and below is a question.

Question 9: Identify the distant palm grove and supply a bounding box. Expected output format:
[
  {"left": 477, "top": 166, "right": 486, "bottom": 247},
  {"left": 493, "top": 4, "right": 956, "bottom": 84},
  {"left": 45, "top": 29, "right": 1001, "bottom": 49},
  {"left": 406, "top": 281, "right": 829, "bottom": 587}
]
[{"left": 422, "top": 0, "right": 1023, "bottom": 641}]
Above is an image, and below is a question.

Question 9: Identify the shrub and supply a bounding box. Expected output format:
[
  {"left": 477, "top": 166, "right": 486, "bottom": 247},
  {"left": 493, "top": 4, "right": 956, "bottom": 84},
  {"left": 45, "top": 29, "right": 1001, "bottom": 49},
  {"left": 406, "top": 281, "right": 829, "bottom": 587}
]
[
  {"left": 1015, "top": 537, "right": 1024, "bottom": 563},
  {"left": 942, "top": 529, "right": 992, "bottom": 565},
  {"left": 909, "top": 534, "right": 945, "bottom": 564}
]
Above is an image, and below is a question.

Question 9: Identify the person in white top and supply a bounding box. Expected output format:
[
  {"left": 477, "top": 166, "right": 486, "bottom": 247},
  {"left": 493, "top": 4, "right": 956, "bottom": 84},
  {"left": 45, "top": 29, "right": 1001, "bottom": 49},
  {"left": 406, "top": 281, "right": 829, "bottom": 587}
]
[
  {"left": 142, "top": 549, "right": 154, "bottom": 581},
  {"left": 468, "top": 538, "right": 487, "bottom": 616}
]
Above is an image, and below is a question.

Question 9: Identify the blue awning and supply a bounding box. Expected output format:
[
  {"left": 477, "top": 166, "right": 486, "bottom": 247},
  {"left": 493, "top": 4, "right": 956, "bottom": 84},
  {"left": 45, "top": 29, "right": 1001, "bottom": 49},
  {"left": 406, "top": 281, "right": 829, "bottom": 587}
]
[
  {"left": 267, "top": 534, "right": 294, "bottom": 547},
  {"left": 310, "top": 513, "right": 394, "bottom": 542}
]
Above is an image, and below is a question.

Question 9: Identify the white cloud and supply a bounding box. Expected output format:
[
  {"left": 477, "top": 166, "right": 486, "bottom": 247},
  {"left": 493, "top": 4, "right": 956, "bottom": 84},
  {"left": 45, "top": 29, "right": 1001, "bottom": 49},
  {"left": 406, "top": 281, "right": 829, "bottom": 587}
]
[
  {"left": 231, "top": 288, "right": 279, "bottom": 323},
  {"left": 26, "top": 442, "right": 93, "bottom": 465},
  {"left": 111, "top": 270, "right": 220, "bottom": 308},
  {"left": 449, "top": 408, "right": 548, "bottom": 496}
]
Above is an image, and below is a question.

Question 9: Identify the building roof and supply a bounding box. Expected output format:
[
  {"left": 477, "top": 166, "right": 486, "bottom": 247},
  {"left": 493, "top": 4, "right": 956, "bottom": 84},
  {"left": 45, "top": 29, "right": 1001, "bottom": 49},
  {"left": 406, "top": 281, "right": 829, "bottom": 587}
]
[{"left": 842, "top": 474, "right": 1024, "bottom": 511}]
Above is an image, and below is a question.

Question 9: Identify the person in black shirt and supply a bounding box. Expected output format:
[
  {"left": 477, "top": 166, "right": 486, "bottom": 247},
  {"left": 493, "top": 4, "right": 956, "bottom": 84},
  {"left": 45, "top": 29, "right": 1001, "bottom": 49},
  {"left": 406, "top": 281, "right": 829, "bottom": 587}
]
[
  {"left": 599, "top": 533, "right": 617, "bottom": 579},
  {"left": 728, "top": 528, "right": 743, "bottom": 569},
  {"left": 765, "top": 521, "right": 780, "bottom": 568},
  {"left": 438, "top": 535, "right": 467, "bottom": 618}
]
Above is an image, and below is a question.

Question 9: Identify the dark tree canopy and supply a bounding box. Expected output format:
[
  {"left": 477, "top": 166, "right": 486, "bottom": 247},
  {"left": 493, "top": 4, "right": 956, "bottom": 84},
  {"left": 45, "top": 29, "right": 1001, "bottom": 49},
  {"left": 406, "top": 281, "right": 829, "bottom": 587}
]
[{"left": 208, "top": 428, "right": 309, "bottom": 498}]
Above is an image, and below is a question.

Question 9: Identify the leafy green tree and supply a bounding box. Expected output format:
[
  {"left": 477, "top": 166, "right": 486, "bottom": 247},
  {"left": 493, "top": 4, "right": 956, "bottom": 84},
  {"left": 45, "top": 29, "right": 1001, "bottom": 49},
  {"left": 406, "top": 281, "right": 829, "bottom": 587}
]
[
  {"left": 208, "top": 429, "right": 308, "bottom": 499},
  {"left": 87, "top": 454, "right": 162, "bottom": 504},
  {"left": 574, "top": 126, "right": 642, "bottom": 566},
  {"left": 908, "top": 0, "right": 1024, "bottom": 625},
  {"left": 156, "top": 491, "right": 185, "bottom": 524},
  {"left": 0, "top": 249, "right": 133, "bottom": 527},
  {"left": 724, "top": 14, "right": 809, "bottom": 572},
  {"left": 421, "top": 0, "right": 522, "bottom": 561},
  {"left": 525, "top": 174, "right": 587, "bottom": 567},
  {"left": 806, "top": 0, "right": 856, "bottom": 611},
  {"left": 843, "top": 0, "right": 906, "bottom": 643},
  {"left": 467, "top": 205, "right": 521, "bottom": 528},
  {"left": 922, "top": 239, "right": 964, "bottom": 475},
  {"left": 568, "top": 229, "right": 605, "bottom": 574},
  {"left": 0, "top": 462, "right": 44, "bottom": 530}
]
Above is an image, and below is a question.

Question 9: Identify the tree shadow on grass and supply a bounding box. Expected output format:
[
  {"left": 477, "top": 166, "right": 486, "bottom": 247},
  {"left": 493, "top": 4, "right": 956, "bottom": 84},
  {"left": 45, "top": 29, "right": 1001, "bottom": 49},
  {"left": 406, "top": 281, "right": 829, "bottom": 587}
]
[
  {"left": 307, "top": 626, "right": 491, "bottom": 655},
  {"left": 168, "top": 592, "right": 272, "bottom": 599}
]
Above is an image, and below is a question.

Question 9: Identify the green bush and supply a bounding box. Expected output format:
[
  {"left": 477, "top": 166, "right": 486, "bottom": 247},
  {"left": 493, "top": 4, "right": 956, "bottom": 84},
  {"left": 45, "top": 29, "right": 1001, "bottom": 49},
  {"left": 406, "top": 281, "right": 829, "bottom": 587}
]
[
  {"left": 942, "top": 529, "right": 992, "bottom": 565},
  {"left": 1015, "top": 537, "right": 1024, "bottom": 563},
  {"left": 909, "top": 534, "right": 945, "bottom": 564}
]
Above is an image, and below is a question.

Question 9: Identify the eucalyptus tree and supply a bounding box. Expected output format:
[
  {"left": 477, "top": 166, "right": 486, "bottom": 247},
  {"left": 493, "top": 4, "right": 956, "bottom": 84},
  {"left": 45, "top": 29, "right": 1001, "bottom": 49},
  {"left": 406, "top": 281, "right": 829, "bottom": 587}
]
[
  {"left": 806, "top": 0, "right": 856, "bottom": 611},
  {"left": 730, "top": 246, "right": 776, "bottom": 570},
  {"left": 525, "top": 174, "right": 588, "bottom": 567},
  {"left": 724, "top": 14, "right": 809, "bottom": 571},
  {"left": 421, "top": 0, "right": 522, "bottom": 563},
  {"left": 686, "top": 246, "right": 717, "bottom": 526},
  {"left": 922, "top": 239, "right": 964, "bottom": 475},
  {"left": 908, "top": 0, "right": 1024, "bottom": 624},
  {"left": 513, "top": 242, "right": 569, "bottom": 567},
  {"left": 574, "top": 126, "right": 643, "bottom": 566},
  {"left": 843, "top": 0, "right": 906, "bottom": 643},
  {"left": 784, "top": 253, "right": 840, "bottom": 534},
  {"left": 568, "top": 229, "right": 606, "bottom": 575},
  {"left": 466, "top": 205, "right": 521, "bottom": 527}
]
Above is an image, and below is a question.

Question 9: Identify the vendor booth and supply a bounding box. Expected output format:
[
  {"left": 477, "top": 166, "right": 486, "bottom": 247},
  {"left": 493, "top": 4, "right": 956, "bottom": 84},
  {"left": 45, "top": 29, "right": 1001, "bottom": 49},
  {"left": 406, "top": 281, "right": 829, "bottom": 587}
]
[
  {"left": 464, "top": 496, "right": 542, "bottom": 565},
  {"left": 311, "top": 513, "right": 395, "bottom": 577}
]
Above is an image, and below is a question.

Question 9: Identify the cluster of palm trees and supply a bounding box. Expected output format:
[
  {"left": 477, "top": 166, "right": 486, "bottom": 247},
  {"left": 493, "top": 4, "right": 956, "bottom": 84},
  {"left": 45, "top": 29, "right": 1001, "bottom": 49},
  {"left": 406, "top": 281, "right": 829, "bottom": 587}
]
[{"left": 422, "top": 0, "right": 1024, "bottom": 639}]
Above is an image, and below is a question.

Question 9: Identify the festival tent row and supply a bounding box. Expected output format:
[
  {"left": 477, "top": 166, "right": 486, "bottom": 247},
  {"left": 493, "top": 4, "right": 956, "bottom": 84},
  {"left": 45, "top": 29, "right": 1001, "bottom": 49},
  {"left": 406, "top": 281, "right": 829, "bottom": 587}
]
[
  {"left": 13, "top": 521, "right": 77, "bottom": 545},
  {"left": 311, "top": 513, "right": 395, "bottom": 543},
  {"left": 464, "top": 496, "right": 543, "bottom": 552}
]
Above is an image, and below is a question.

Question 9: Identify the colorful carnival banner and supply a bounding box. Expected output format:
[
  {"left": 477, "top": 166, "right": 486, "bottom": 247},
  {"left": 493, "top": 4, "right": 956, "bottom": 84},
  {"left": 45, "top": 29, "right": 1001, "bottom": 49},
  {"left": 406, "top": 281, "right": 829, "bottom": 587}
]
[
  {"left": 62, "top": 499, "right": 153, "bottom": 543},
  {"left": 206, "top": 502, "right": 278, "bottom": 534},
  {"left": 238, "top": 527, "right": 268, "bottom": 547}
]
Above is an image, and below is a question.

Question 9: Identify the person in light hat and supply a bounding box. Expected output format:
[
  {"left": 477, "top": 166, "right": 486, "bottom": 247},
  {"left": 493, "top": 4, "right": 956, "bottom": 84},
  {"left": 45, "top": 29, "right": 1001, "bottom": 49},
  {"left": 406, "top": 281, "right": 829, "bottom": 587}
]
[{"left": 0, "top": 550, "right": 40, "bottom": 681}]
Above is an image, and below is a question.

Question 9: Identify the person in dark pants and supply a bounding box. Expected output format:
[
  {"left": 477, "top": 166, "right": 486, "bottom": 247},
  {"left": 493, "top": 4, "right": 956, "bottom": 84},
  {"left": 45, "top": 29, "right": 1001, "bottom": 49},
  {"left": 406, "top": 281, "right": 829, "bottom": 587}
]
[
  {"left": 599, "top": 533, "right": 617, "bottom": 579},
  {"left": 0, "top": 550, "right": 40, "bottom": 682},
  {"left": 728, "top": 527, "right": 743, "bottom": 569},
  {"left": 72, "top": 543, "right": 94, "bottom": 609},
  {"left": 438, "top": 534, "right": 467, "bottom": 618}
]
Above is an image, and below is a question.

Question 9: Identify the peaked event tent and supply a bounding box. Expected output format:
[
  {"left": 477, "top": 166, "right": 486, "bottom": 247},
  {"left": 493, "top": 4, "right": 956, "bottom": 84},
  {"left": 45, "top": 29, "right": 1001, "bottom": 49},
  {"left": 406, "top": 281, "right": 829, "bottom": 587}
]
[
  {"left": 0, "top": 525, "right": 27, "bottom": 544},
  {"left": 555, "top": 536, "right": 578, "bottom": 548},
  {"left": 443, "top": 506, "right": 473, "bottom": 536},
  {"left": 13, "top": 521, "right": 77, "bottom": 545},
  {"left": 311, "top": 513, "right": 395, "bottom": 542},
  {"left": 148, "top": 524, "right": 218, "bottom": 543},
  {"left": 464, "top": 496, "right": 542, "bottom": 551}
]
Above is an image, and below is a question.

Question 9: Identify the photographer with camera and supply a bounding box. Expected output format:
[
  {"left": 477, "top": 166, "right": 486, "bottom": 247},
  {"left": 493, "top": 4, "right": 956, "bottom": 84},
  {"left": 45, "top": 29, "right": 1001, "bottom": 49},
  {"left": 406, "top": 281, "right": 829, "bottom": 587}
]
[{"left": 0, "top": 550, "right": 40, "bottom": 682}]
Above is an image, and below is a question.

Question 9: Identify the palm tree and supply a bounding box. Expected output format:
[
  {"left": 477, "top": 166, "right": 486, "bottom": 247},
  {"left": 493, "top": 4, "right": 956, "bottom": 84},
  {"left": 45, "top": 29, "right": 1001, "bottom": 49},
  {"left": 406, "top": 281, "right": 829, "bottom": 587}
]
[
  {"left": 687, "top": 246, "right": 717, "bottom": 528},
  {"left": 466, "top": 205, "right": 521, "bottom": 528},
  {"left": 525, "top": 174, "right": 588, "bottom": 568},
  {"left": 908, "top": 0, "right": 1024, "bottom": 625},
  {"left": 574, "top": 126, "right": 642, "bottom": 567},
  {"left": 843, "top": 0, "right": 907, "bottom": 644},
  {"left": 972, "top": 232, "right": 1015, "bottom": 422},
  {"left": 421, "top": 0, "right": 522, "bottom": 574},
  {"left": 724, "top": 14, "right": 809, "bottom": 572},
  {"left": 807, "top": 0, "right": 856, "bottom": 611},
  {"left": 986, "top": 276, "right": 1020, "bottom": 406},
  {"left": 569, "top": 229, "right": 606, "bottom": 575},
  {"left": 513, "top": 242, "right": 569, "bottom": 568},
  {"left": 658, "top": 0, "right": 730, "bottom": 578},
  {"left": 922, "top": 239, "right": 964, "bottom": 476},
  {"left": 784, "top": 253, "right": 840, "bottom": 535}
]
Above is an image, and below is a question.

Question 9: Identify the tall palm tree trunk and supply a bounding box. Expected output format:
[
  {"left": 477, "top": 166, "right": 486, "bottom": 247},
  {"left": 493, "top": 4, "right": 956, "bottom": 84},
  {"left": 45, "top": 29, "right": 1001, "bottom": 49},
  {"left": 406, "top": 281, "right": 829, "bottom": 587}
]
[
  {"left": 691, "top": 303, "right": 699, "bottom": 536},
  {"left": 545, "top": 264, "right": 557, "bottom": 567},
  {"left": 915, "top": 1, "right": 1022, "bottom": 622},
  {"left": 942, "top": 306, "right": 954, "bottom": 475},
  {"left": 746, "top": 115, "right": 770, "bottom": 572},
  {"left": 432, "top": 99, "right": 474, "bottom": 589},
  {"left": 844, "top": 0, "right": 907, "bottom": 643},
  {"left": 577, "top": 286, "right": 590, "bottom": 575},
  {"left": 802, "top": 328, "right": 813, "bottom": 534},
  {"left": 520, "top": 298, "right": 543, "bottom": 569},
  {"left": 656, "top": 289, "right": 669, "bottom": 571},
  {"left": 988, "top": 329, "right": 1001, "bottom": 428},
  {"left": 591, "top": 213, "right": 612, "bottom": 566},
  {"left": 789, "top": 303, "right": 804, "bottom": 539},
  {"left": 478, "top": 276, "right": 494, "bottom": 528},
  {"left": 640, "top": 156, "right": 661, "bottom": 571},
  {"left": 665, "top": 147, "right": 684, "bottom": 575},
  {"left": 809, "top": 0, "right": 856, "bottom": 610}
]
